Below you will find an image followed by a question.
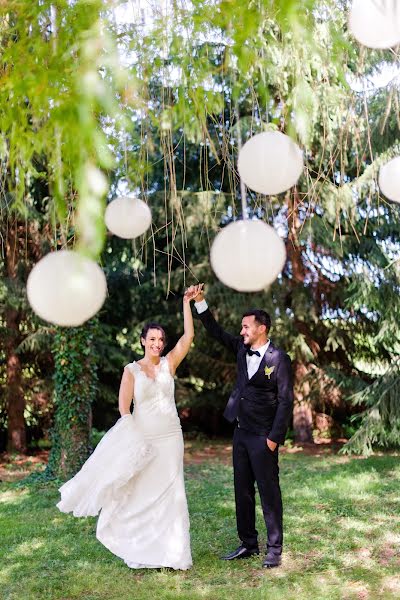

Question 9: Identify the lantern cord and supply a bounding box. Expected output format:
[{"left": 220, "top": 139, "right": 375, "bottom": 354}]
[{"left": 236, "top": 110, "right": 248, "bottom": 220}]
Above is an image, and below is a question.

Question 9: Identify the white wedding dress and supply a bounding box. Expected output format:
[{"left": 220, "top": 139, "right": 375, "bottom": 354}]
[{"left": 57, "top": 356, "right": 192, "bottom": 570}]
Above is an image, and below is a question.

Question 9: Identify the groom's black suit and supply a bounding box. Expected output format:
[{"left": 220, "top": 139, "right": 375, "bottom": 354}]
[{"left": 198, "top": 308, "right": 293, "bottom": 555}]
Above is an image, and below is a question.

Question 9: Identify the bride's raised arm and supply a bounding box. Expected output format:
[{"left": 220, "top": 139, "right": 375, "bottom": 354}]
[{"left": 167, "top": 284, "right": 203, "bottom": 375}]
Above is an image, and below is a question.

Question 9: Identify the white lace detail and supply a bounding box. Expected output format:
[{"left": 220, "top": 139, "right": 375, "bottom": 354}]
[{"left": 125, "top": 357, "right": 181, "bottom": 434}]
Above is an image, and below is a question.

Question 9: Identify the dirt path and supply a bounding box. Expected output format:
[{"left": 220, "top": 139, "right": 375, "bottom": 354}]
[
  {"left": 183, "top": 438, "right": 347, "bottom": 465},
  {"left": 0, "top": 450, "right": 49, "bottom": 483},
  {"left": 0, "top": 439, "right": 347, "bottom": 482}
]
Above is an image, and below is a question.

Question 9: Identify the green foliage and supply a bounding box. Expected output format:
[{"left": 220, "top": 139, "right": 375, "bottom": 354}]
[
  {"left": 342, "top": 361, "right": 400, "bottom": 456},
  {"left": 45, "top": 320, "right": 99, "bottom": 480},
  {"left": 90, "top": 427, "right": 106, "bottom": 448},
  {"left": 0, "top": 0, "right": 128, "bottom": 256}
]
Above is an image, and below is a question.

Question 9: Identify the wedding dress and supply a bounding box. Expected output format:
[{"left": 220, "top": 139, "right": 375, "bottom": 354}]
[{"left": 57, "top": 356, "right": 192, "bottom": 570}]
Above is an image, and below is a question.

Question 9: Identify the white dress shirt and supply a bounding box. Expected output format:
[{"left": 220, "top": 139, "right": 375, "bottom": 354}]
[
  {"left": 246, "top": 340, "right": 270, "bottom": 379},
  {"left": 194, "top": 300, "right": 270, "bottom": 378},
  {"left": 194, "top": 299, "right": 209, "bottom": 314}
]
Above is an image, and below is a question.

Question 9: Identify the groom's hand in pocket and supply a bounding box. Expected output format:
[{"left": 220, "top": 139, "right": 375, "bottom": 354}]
[{"left": 266, "top": 438, "right": 277, "bottom": 452}]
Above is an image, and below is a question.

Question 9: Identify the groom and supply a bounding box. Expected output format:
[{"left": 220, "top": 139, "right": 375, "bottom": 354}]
[{"left": 191, "top": 286, "right": 293, "bottom": 568}]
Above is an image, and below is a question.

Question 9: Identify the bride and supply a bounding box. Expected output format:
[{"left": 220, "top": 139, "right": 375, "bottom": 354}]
[{"left": 57, "top": 284, "right": 203, "bottom": 570}]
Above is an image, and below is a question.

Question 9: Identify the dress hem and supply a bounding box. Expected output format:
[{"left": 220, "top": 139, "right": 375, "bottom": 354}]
[
  {"left": 97, "top": 532, "right": 192, "bottom": 572},
  {"left": 125, "top": 561, "right": 192, "bottom": 570}
]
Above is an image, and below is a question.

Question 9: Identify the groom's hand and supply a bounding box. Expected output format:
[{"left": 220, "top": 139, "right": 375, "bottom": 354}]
[
  {"left": 184, "top": 283, "right": 204, "bottom": 303},
  {"left": 192, "top": 283, "right": 205, "bottom": 302},
  {"left": 266, "top": 438, "right": 277, "bottom": 452}
]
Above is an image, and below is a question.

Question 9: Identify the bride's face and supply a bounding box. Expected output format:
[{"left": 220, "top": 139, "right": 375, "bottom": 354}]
[{"left": 141, "top": 329, "right": 165, "bottom": 358}]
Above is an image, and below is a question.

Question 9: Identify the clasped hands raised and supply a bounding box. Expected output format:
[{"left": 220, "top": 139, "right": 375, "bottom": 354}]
[{"left": 183, "top": 283, "right": 205, "bottom": 303}]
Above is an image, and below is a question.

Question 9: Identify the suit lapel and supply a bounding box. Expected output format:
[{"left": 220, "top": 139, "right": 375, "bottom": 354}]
[
  {"left": 238, "top": 345, "right": 249, "bottom": 382},
  {"left": 263, "top": 342, "right": 276, "bottom": 368}
]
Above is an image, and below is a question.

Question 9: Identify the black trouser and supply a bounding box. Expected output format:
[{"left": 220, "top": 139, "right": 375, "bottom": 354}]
[{"left": 232, "top": 426, "right": 283, "bottom": 555}]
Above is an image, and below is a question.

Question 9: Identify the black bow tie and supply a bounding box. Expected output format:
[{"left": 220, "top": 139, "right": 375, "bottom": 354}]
[{"left": 247, "top": 348, "right": 260, "bottom": 357}]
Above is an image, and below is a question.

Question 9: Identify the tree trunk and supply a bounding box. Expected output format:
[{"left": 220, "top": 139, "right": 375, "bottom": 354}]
[
  {"left": 292, "top": 361, "right": 314, "bottom": 444},
  {"left": 293, "top": 402, "right": 314, "bottom": 443},
  {"left": 6, "top": 309, "right": 26, "bottom": 453},
  {"left": 58, "top": 412, "right": 92, "bottom": 479},
  {"left": 286, "top": 192, "right": 315, "bottom": 444},
  {"left": 47, "top": 323, "right": 97, "bottom": 480},
  {"left": 5, "top": 218, "right": 26, "bottom": 453}
]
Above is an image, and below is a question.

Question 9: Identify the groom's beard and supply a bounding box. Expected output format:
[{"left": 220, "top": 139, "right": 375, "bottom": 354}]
[{"left": 242, "top": 333, "right": 263, "bottom": 346}]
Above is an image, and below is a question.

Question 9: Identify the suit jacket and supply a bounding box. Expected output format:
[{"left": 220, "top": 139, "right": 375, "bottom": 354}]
[{"left": 198, "top": 308, "right": 293, "bottom": 444}]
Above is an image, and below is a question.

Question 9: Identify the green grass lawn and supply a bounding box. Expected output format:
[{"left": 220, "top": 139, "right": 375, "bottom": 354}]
[{"left": 1, "top": 449, "right": 400, "bottom": 600}]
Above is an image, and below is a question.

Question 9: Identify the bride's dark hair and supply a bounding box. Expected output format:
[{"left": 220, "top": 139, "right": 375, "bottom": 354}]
[{"left": 140, "top": 322, "right": 167, "bottom": 349}]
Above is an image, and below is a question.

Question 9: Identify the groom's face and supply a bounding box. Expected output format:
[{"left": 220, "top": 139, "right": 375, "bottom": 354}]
[{"left": 240, "top": 315, "right": 266, "bottom": 346}]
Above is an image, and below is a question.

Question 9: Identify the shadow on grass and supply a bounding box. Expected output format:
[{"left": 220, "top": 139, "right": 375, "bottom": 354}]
[{"left": 1, "top": 453, "right": 399, "bottom": 599}]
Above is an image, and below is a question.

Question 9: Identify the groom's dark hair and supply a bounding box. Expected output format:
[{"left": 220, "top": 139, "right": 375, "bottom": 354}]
[{"left": 242, "top": 309, "right": 271, "bottom": 332}]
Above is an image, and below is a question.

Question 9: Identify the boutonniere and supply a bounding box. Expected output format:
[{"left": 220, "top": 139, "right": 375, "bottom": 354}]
[{"left": 264, "top": 365, "right": 275, "bottom": 379}]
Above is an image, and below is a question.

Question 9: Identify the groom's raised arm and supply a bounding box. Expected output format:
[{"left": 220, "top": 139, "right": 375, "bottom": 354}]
[{"left": 195, "top": 300, "right": 241, "bottom": 356}]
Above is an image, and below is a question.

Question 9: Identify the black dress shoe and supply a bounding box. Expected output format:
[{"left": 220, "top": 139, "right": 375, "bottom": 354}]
[
  {"left": 262, "top": 552, "right": 282, "bottom": 568},
  {"left": 221, "top": 545, "right": 260, "bottom": 560}
]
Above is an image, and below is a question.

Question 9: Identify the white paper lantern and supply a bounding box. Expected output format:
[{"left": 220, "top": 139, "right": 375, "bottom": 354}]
[
  {"left": 86, "top": 165, "right": 108, "bottom": 196},
  {"left": 378, "top": 156, "right": 400, "bottom": 203},
  {"left": 105, "top": 196, "right": 152, "bottom": 239},
  {"left": 237, "top": 131, "right": 303, "bottom": 196},
  {"left": 349, "top": 0, "right": 400, "bottom": 49},
  {"left": 210, "top": 220, "right": 286, "bottom": 292},
  {"left": 27, "top": 250, "right": 107, "bottom": 326}
]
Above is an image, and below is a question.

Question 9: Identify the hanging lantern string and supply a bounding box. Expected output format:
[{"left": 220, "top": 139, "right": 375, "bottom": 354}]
[{"left": 236, "top": 109, "right": 248, "bottom": 220}]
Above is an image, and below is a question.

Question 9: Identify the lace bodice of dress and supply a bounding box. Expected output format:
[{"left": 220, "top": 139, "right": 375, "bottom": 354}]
[{"left": 126, "top": 356, "right": 181, "bottom": 435}]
